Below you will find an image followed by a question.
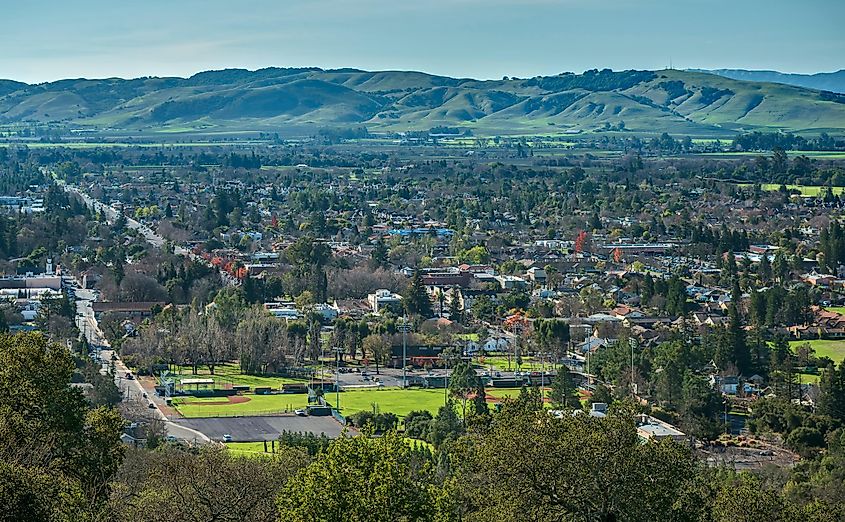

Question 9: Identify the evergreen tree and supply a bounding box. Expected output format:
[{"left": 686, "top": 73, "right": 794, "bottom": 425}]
[
  {"left": 817, "top": 360, "right": 845, "bottom": 423},
  {"left": 549, "top": 368, "right": 580, "bottom": 409},
  {"left": 370, "top": 238, "right": 388, "bottom": 269},
  {"left": 403, "top": 269, "right": 433, "bottom": 318}
]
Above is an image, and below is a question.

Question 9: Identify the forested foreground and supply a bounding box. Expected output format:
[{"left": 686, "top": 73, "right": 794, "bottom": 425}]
[{"left": 2, "top": 332, "right": 844, "bottom": 522}]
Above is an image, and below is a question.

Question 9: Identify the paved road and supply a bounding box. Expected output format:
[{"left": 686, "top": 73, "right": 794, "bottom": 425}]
[
  {"left": 71, "top": 279, "right": 211, "bottom": 444},
  {"left": 59, "top": 182, "right": 237, "bottom": 286}
]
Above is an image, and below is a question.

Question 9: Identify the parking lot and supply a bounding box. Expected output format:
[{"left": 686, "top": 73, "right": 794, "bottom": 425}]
[{"left": 172, "top": 414, "right": 348, "bottom": 442}]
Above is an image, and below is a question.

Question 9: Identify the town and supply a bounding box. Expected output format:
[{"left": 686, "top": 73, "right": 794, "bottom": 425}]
[{"left": 2, "top": 130, "right": 845, "bottom": 519}]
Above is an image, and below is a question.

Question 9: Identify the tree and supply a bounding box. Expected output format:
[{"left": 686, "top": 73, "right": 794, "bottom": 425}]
[
  {"left": 278, "top": 432, "right": 439, "bottom": 521},
  {"left": 362, "top": 334, "right": 391, "bottom": 374},
  {"left": 0, "top": 333, "right": 125, "bottom": 517},
  {"left": 449, "top": 361, "right": 480, "bottom": 423},
  {"left": 451, "top": 408, "right": 705, "bottom": 521},
  {"left": 404, "top": 410, "right": 433, "bottom": 439},
  {"left": 112, "top": 445, "right": 306, "bottom": 522},
  {"left": 448, "top": 287, "right": 462, "bottom": 323},
  {"left": 428, "top": 403, "right": 463, "bottom": 447},
  {"left": 370, "top": 238, "right": 388, "bottom": 270},
  {"left": 403, "top": 269, "right": 433, "bottom": 318},
  {"left": 817, "top": 360, "right": 845, "bottom": 423},
  {"left": 549, "top": 369, "right": 580, "bottom": 409}
]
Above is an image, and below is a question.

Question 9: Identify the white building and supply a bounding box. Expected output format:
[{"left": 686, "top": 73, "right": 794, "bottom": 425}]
[{"left": 367, "top": 289, "right": 403, "bottom": 315}]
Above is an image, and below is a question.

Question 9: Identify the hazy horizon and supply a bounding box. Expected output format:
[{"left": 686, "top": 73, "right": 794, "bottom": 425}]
[
  {"left": 3, "top": 0, "right": 843, "bottom": 84},
  {"left": 2, "top": 65, "right": 845, "bottom": 86}
]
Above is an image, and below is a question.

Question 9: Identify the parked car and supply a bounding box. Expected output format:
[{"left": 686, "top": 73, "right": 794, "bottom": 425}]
[
  {"left": 222, "top": 434, "right": 233, "bottom": 442},
  {"left": 294, "top": 409, "right": 307, "bottom": 417}
]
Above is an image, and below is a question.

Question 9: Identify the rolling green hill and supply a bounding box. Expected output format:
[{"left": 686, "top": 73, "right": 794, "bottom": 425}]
[{"left": 1, "top": 67, "right": 844, "bottom": 136}]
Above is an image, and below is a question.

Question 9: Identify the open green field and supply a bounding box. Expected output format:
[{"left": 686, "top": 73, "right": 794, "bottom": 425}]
[
  {"left": 737, "top": 183, "right": 845, "bottom": 196},
  {"left": 172, "top": 385, "right": 542, "bottom": 419},
  {"left": 332, "top": 388, "right": 450, "bottom": 417},
  {"left": 825, "top": 307, "right": 845, "bottom": 315},
  {"left": 475, "top": 355, "right": 551, "bottom": 372},
  {"left": 225, "top": 441, "right": 277, "bottom": 457},
  {"left": 168, "top": 363, "right": 310, "bottom": 390},
  {"left": 790, "top": 339, "right": 845, "bottom": 363},
  {"left": 172, "top": 393, "right": 307, "bottom": 417}
]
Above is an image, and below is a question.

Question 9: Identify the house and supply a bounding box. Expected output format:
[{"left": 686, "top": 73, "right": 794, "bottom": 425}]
[
  {"left": 367, "top": 289, "right": 403, "bottom": 315},
  {"left": 264, "top": 302, "right": 299, "bottom": 320},
  {"left": 526, "top": 267, "right": 547, "bottom": 284},
  {"left": 790, "top": 307, "right": 845, "bottom": 339},
  {"left": 495, "top": 275, "right": 529, "bottom": 290},
  {"left": 801, "top": 271, "right": 836, "bottom": 287},
  {"left": 635, "top": 414, "right": 686, "bottom": 442}
]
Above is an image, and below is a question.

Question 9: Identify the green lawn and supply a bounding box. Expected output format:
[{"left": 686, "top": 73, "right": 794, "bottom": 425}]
[
  {"left": 737, "top": 183, "right": 845, "bottom": 196},
  {"left": 799, "top": 373, "right": 821, "bottom": 385},
  {"left": 172, "top": 393, "right": 307, "bottom": 417},
  {"left": 174, "top": 384, "right": 557, "bottom": 419},
  {"left": 332, "top": 388, "right": 450, "bottom": 417},
  {"left": 825, "top": 307, "right": 845, "bottom": 315},
  {"left": 225, "top": 441, "right": 277, "bottom": 457},
  {"left": 167, "top": 363, "right": 310, "bottom": 390},
  {"left": 790, "top": 339, "right": 845, "bottom": 363},
  {"left": 475, "top": 356, "right": 548, "bottom": 372}
]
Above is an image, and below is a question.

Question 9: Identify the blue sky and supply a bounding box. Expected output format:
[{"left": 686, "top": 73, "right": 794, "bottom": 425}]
[{"left": 2, "top": 0, "right": 842, "bottom": 83}]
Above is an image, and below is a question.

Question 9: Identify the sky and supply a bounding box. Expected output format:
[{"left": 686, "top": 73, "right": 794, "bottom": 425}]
[{"left": 2, "top": 0, "right": 843, "bottom": 84}]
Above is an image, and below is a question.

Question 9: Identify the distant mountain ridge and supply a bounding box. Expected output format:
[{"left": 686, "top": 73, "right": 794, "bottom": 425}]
[
  {"left": 1, "top": 67, "right": 844, "bottom": 136},
  {"left": 691, "top": 69, "right": 845, "bottom": 94}
]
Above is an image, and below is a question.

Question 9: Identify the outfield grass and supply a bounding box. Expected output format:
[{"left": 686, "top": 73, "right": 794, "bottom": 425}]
[
  {"left": 174, "top": 384, "right": 551, "bottom": 419},
  {"left": 790, "top": 339, "right": 845, "bottom": 363},
  {"left": 168, "top": 363, "right": 310, "bottom": 389},
  {"left": 332, "top": 388, "right": 450, "bottom": 417},
  {"left": 172, "top": 393, "right": 307, "bottom": 417}
]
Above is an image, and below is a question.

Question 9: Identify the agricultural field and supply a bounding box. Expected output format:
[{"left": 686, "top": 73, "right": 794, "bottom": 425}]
[{"left": 790, "top": 339, "right": 845, "bottom": 363}]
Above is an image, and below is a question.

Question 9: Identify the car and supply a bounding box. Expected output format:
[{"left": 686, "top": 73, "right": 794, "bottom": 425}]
[
  {"left": 142, "top": 392, "right": 148, "bottom": 399},
  {"left": 125, "top": 372, "right": 134, "bottom": 380},
  {"left": 166, "top": 435, "right": 178, "bottom": 443},
  {"left": 147, "top": 403, "right": 156, "bottom": 409},
  {"left": 759, "top": 450, "right": 775, "bottom": 457},
  {"left": 294, "top": 409, "right": 307, "bottom": 417},
  {"left": 222, "top": 434, "right": 233, "bottom": 442}
]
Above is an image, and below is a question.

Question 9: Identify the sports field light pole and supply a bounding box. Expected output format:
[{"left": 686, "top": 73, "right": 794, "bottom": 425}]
[
  {"left": 334, "top": 346, "right": 343, "bottom": 412},
  {"left": 400, "top": 315, "right": 411, "bottom": 388}
]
